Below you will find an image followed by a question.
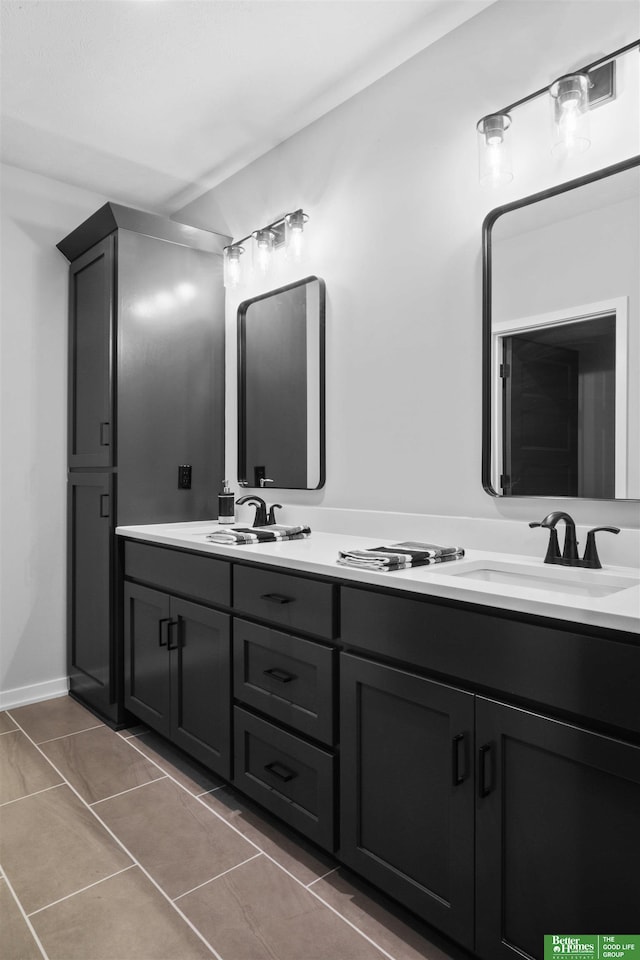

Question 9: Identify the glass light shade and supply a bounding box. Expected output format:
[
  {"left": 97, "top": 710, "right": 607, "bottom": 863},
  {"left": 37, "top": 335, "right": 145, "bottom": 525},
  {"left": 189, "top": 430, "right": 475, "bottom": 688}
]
[
  {"left": 223, "top": 244, "right": 244, "bottom": 288},
  {"left": 285, "top": 210, "right": 308, "bottom": 262},
  {"left": 252, "top": 229, "right": 275, "bottom": 276},
  {"left": 477, "top": 114, "right": 513, "bottom": 186},
  {"left": 549, "top": 73, "right": 591, "bottom": 157}
]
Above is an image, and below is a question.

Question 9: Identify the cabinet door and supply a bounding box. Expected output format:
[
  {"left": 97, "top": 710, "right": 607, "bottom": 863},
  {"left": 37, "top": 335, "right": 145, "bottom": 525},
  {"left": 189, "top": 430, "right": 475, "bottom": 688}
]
[
  {"left": 68, "top": 237, "right": 114, "bottom": 467},
  {"left": 123, "top": 582, "right": 171, "bottom": 737},
  {"left": 340, "top": 653, "right": 475, "bottom": 950},
  {"left": 476, "top": 698, "right": 640, "bottom": 960},
  {"left": 169, "top": 599, "right": 231, "bottom": 779},
  {"left": 68, "top": 473, "right": 115, "bottom": 719}
]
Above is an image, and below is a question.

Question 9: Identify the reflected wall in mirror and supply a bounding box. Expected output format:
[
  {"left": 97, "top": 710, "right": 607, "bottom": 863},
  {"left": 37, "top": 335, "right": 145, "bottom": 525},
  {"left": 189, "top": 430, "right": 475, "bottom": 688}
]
[
  {"left": 238, "top": 276, "right": 325, "bottom": 490},
  {"left": 483, "top": 156, "right": 639, "bottom": 500}
]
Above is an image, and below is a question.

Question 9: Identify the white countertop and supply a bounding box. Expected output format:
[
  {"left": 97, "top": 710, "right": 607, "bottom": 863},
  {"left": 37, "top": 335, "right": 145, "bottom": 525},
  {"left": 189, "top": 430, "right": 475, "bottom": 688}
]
[{"left": 116, "top": 521, "right": 640, "bottom": 635}]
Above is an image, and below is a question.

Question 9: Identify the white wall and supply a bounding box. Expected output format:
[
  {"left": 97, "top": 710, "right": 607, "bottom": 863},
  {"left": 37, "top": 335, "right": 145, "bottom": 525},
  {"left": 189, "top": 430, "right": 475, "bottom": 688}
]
[
  {"left": 0, "top": 163, "right": 108, "bottom": 706},
  {"left": 178, "top": 0, "right": 640, "bottom": 537}
]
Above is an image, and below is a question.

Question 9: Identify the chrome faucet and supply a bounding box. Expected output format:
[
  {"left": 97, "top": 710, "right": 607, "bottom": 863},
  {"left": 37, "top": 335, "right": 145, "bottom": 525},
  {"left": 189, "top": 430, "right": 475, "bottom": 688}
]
[
  {"left": 236, "top": 496, "right": 282, "bottom": 527},
  {"left": 529, "top": 512, "right": 619, "bottom": 569}
]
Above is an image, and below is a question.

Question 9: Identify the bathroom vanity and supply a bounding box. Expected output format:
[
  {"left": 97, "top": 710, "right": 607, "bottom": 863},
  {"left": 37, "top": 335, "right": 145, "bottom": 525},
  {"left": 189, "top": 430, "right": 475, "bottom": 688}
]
[{"left": 116, "top": 522, "right": 640, "bottom": 960}]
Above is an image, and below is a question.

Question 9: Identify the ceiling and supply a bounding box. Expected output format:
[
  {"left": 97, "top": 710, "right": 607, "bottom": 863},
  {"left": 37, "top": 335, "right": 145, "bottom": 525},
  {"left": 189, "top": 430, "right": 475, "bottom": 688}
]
[{"left": 0, "top": 0, "right": 494, "bottom": 215}]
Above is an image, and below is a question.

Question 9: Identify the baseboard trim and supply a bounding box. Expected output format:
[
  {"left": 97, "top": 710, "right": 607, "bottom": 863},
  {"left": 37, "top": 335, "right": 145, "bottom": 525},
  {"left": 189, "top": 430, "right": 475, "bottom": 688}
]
[{"left": 0, "top": 677, "right": 70, "bottom": 711}]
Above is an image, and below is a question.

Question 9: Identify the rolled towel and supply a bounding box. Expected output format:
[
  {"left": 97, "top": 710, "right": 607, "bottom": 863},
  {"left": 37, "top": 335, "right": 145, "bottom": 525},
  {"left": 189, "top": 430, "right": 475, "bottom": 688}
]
[
  {"left": 207, "top": 524, "right": 311, "bottom": 545},
  {"left": 337, "top": 541, "right": 464, "bottom": 571}
]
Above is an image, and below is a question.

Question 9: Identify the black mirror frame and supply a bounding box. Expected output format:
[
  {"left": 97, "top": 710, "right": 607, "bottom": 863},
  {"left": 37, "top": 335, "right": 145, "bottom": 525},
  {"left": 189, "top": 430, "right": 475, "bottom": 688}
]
[
  {"left": 237, "top": 275, "right": 326, "bottom": 491},
  {"left": 481, "top": 154, "right": 640, "bottom": 500}
]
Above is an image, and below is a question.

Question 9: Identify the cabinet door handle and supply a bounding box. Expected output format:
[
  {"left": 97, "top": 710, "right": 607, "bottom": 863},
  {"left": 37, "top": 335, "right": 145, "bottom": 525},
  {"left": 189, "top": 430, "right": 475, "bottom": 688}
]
[
  {"left": 99, "top": 421, "right": 110, "bottom": 446},
  {"left": 167, "top": 620, "right": 181, "bottom": 650},
  {"left": 158, "top": 618, "right": 171, "bottom": 647},
  {"left": 452, "top": 733, "right": 467, "bottom": 785},
  {"left": 264, "top": 761, "right": 297, "bottom": 783},
  {"left": 263, "top": 667, "right": 296, "bottom": 684},
  {"left": 99, "top": 494, "right": 110, "bottom": 518},
  {"left": 479, "top": 743, "right": 495, "bottom": 798},
  {"left": 260, "top": 593, "right": 293, "bottom": 605}
]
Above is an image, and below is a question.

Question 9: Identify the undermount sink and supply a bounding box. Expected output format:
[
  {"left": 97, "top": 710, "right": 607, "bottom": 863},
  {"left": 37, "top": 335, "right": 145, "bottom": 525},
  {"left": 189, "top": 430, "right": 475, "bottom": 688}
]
[{"left": 443, "top": 560, "right": 640, "bottom": 599}]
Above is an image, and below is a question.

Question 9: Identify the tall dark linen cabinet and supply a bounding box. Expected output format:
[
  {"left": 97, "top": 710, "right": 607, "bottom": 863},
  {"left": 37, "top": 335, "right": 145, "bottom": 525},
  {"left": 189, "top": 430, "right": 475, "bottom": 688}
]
[{"left": 58, "top": 204, "right": 227, "bottom": 725}]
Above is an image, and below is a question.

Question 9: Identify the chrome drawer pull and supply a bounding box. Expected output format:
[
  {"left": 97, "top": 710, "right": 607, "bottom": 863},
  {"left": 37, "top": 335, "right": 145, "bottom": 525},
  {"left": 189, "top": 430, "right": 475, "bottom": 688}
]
[
  {"left": 260, "top": 593, "right": 293, "bottom": 604},
  {"left": 264, "top": 761, "right": 297, "bottom": 783},
  {"left": 263, "top": 667, "right": 297, "bottom": 684}
]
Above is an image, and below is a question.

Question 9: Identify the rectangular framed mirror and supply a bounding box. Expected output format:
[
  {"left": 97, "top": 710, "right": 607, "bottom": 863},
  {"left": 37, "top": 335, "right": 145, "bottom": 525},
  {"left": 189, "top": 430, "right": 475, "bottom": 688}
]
[
  {"left": 238, "top": 276, "right": 325, "bottom": 490},
  {"left": 482, "top": 156, "right": 639, "bottom": 501}
]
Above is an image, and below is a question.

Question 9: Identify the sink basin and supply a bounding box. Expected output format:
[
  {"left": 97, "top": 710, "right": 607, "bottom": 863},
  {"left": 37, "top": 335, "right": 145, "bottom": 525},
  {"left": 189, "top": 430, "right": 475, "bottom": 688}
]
[{"left": 443, "top": 560, "right": 639, "bottom": 598}]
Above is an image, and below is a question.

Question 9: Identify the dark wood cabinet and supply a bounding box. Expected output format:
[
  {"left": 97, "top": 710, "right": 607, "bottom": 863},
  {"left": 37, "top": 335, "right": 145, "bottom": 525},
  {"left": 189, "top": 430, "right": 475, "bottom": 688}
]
[
  {"left": 67, "top": 473, "right": 115, "bottom": 718},
  {"left": 68, "top": 238, "right": 114, "bottom": 468},
  {"left": 340, "top": 652, "right": 475, "bottom": 950},
  {"left": 124, "top": 581, "right": 231, "bottom": 777},
  {"left": 59, "top": 204, "right": 227, "bottom": 724},
  {"left": 475, "top": 697, "right": 640, "bottom": 960},
  {"left": 117, "top": 540, "right": 639, "bottom": 956}
]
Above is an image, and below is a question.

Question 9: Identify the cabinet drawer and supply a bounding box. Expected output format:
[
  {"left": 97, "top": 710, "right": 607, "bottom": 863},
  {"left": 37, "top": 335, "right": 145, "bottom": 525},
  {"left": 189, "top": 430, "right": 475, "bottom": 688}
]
[
  {"left": 124, "top": 541, "right": 230, "bottom": 608},
  {"left": 233, "top": 565, "right": 336, "bottom": 639},
  {"left": 233, "top": 619, "right": 335, "bottom": 745},
  {"left": 234, "top": 707, "right": 335, "bottom": 850},
  {"left": 341, "top": 586, "right": 640, "bottom": 735}
]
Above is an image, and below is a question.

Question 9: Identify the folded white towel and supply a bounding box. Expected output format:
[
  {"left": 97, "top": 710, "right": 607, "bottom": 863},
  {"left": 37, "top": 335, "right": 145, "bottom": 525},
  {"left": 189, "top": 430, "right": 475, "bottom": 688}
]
[
  {"left": 337, "top": 541, "right": 465, "bottom": 571},
  {"left": 207, "top": 524, "right": 311, "bottom": 545}
]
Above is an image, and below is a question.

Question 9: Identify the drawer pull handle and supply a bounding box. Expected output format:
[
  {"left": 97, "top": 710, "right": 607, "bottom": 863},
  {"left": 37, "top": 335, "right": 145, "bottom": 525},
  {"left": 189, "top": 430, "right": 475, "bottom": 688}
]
[
  {"left": 479, "top": 743, "right": 495, "bottom": 798},
  {"left": 158, "top": 618, "right": 171, "bottom": 647},
  {"left": 452, "top": 733, "right": 467, "bottom": 785},
  {"left": 263, "top": 668, "right": 296, "bottom": 684},
  {"left": 167, "top": 620, "right": 181, "bottom": 650},
  {"left": 260, "top": 593, "right": 293, "bottom": 605},
  {"left": 99, "top": 421, "right": 110, "bottom": 447},
  {"left": 264, "top": 761, "right": 297, "bottom": 783}
]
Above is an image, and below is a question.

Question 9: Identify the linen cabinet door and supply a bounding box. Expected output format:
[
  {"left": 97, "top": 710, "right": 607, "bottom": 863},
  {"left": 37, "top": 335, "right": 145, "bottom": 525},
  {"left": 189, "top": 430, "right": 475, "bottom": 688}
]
[
  {"left": 340, "top": 653, "right": 475, "bottom": 950},
  {"left": 68, "top": 473, "right": 115, "bottom": 720},
  {"left": 475, "top": 698, "right": 640, "bottom": 960},
  {"left": 68, "top": 236, "right": 114, "bottom": 468},
  {"left": 169, "top": 599, "right": 231, "bottom": 779},
  {"left": 123, "top": 582, "right": 171, "bottom": 737}
]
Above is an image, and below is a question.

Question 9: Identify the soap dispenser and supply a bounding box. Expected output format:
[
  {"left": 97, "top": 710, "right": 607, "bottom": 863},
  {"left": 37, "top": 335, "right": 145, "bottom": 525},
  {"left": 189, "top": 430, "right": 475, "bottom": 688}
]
[{"left": 217, "top": 481, "right": 235, "bottom": 525}]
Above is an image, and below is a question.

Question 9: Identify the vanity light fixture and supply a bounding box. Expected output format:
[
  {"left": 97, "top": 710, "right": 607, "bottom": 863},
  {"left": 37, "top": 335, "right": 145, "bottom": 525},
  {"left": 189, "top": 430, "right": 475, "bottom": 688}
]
[
  {"left": 223, "top": 244, "right": 244, "bottom": 288},
  {"left": 476, "top": 113, "right": 513, "bottom": 186},
  {"left": 549, "top": 72, "right": 591, "bottom": 157},
  {"left": 476, "top": 39, "right": 638, "bottom": 187},
  {"left": 222, "top": 209, "right": 310, "bottom": 288}
]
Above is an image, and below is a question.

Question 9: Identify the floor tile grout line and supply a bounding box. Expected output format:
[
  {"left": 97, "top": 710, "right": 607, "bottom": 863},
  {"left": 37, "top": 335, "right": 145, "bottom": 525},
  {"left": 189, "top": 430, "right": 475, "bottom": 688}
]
[
  {"left": 173, "top": 852, "right": 263, "bottom": 902},
  {"left": 0, "top": 727, "right": 19, "bottom": 736},
  {"left": 90, "top": 774, "right": 168, "bottom": 806},
  {"left": 306, "top": 865, "right": 339, "bottom": 888},
  {"left": 36, "top": 723, "right": 105, "bottom": 745},
  {"left": 258, "top": 849, "right": 400, "bottom": 960},
  {"left": 7, "top": 714, "right": 225, "bottom": 960},
  {"left": 27, "top": 865, "right": 137, "bottom": 917},
  {"left": 122, "top": 736, "right": 265, "bottom": 854},
  {"left": 121, "top": 729, "right": 401, "bottom": 959},
  {"left": 0, "top": 864, "right": 50, "bottom": 960},
  {"left": 0, "top": 782, "right": 65, "bottom": 808}
]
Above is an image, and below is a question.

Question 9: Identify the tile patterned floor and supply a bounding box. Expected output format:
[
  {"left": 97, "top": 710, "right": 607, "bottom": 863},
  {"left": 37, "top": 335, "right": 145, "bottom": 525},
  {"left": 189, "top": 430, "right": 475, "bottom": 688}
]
[{"left": 0, "top": 696, "right": 472, "bottom": 960}]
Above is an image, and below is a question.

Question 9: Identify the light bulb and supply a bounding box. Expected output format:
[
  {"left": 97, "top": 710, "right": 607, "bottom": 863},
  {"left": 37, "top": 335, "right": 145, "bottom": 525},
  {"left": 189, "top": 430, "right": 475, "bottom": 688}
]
[
  {"left": 285, "top": 210, "right": 308, "bottom": 262},
  {"left": 550, "top": 73, "right": 591, "bottom": 157},
  {"left": 223, "top": 244, "right": 244, "bottom": 288},
  {"left": 253, "top": 229, "right": 274, "bottom": 276},
  {"left": 477, "top": 114, "right": 513, "bottom": 186}
]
